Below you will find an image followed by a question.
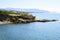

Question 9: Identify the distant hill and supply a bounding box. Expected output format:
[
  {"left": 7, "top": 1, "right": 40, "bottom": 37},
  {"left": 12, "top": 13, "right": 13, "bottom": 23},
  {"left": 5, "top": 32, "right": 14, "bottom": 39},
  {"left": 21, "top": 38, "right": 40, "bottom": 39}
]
[{"left": 0, "top": 8, "right": 49, "bottom": 13}]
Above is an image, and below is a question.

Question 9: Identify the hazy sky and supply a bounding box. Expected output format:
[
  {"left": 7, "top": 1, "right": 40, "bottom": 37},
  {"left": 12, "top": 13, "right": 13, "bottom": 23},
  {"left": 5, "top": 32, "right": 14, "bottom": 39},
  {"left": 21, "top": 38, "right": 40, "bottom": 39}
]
[{"left": 0, "top": 0, "right": 60, "bottom": 12}]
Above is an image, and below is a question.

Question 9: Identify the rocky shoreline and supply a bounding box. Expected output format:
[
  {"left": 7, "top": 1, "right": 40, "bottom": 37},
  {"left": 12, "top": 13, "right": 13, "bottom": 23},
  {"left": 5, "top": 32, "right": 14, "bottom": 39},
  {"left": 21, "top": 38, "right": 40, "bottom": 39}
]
[
  {"left": 0, "top": 10, "right": 58, "bottom": 24},
  {"left": 12, "top": 19, "right": 58, "bottom": 23},
  {"left": 0, "top": 19, "right": 58, "bottom": 24}
]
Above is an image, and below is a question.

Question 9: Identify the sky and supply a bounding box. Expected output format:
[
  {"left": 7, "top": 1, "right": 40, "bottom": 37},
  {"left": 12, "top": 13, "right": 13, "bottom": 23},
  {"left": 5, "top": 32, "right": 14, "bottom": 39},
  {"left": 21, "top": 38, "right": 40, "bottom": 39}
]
[{"left": 0, "top": 0, "right": 60, "bottom": 12}]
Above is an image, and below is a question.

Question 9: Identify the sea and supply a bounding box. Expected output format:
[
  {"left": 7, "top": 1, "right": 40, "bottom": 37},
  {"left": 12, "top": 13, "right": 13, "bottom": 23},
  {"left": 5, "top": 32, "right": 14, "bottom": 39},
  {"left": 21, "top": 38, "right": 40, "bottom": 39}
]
[{"left": 0, "top": 12, "right": 60, "bottom": 40}]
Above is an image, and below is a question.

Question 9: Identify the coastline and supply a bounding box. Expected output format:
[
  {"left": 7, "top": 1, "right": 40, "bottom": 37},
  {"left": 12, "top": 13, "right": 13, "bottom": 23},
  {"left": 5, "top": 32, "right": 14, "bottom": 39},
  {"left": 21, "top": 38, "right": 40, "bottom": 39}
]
[
  {"left": 0, "top": 10, "right": 58, "bottom": 24},
  {"left": 0, "top": 19, "right": 58, "bottom": 24}
]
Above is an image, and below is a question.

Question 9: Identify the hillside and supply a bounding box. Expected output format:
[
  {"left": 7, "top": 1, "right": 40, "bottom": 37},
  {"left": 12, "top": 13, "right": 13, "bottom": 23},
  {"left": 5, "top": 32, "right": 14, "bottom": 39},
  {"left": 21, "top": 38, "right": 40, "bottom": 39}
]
[{"left": 0, "top": 10, "right": 35, "bottom": 23}]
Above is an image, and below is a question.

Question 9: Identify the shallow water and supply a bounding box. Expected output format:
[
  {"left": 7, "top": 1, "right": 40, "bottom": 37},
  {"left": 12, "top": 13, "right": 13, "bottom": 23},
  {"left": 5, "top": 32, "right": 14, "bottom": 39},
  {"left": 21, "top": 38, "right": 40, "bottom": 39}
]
[{"left": 0, "top": 13, "right": 60, "bottom": 40}]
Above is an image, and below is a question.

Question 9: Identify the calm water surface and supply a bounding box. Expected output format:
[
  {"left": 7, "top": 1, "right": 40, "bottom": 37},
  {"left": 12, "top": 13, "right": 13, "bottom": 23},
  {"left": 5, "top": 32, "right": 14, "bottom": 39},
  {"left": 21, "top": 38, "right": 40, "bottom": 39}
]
[{"left": 0, "top": 13, "right": 60, "bottom": 40}]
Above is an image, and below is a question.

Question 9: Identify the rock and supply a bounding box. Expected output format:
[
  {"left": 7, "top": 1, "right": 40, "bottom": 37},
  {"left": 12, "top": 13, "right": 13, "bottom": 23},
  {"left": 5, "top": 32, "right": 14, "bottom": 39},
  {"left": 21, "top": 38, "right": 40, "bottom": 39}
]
[{"left": 34, "top": 19, "right": 58, "bottom": 22}]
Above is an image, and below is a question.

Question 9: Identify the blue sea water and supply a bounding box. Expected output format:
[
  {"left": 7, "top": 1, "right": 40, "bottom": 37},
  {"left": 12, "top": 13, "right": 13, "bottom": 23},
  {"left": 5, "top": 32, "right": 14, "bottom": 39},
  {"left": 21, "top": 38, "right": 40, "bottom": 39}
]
[
  {"left": 30, "top": 12, "right": 60, "bottom": 20},
  {"left": 0, "top": 12, "right": 60, "bottom": 40}
]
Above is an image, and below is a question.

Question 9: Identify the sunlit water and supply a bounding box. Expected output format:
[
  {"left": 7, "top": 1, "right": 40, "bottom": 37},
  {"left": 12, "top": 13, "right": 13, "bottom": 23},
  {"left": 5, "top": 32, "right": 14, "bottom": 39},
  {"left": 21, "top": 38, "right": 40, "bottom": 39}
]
[{"left": 0, "top": 12, "right": 60, "bottom": 40}]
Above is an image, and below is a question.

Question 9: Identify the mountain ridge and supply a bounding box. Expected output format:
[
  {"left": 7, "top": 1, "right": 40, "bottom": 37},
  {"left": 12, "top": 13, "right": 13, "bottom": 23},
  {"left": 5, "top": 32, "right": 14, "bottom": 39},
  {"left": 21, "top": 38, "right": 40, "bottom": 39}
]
[{"left": 0, "top": 8, "right": 49, "bottom": 13}]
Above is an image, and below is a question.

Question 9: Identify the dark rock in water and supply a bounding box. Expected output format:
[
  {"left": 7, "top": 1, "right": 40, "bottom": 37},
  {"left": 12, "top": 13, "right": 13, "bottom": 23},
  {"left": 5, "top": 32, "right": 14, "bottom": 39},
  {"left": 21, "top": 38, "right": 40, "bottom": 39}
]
[
  {"left": 17, "top": 19, "right": 57, "bottom": 23},
  {"left": 9, "top": 19, "right": 58, "bottom": 24},
  {"left": 52, "top": 19, "right": 58, "bottom": 21},
  {"left": 33, "top": 19, "right": 58, "bottom": 22}
]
